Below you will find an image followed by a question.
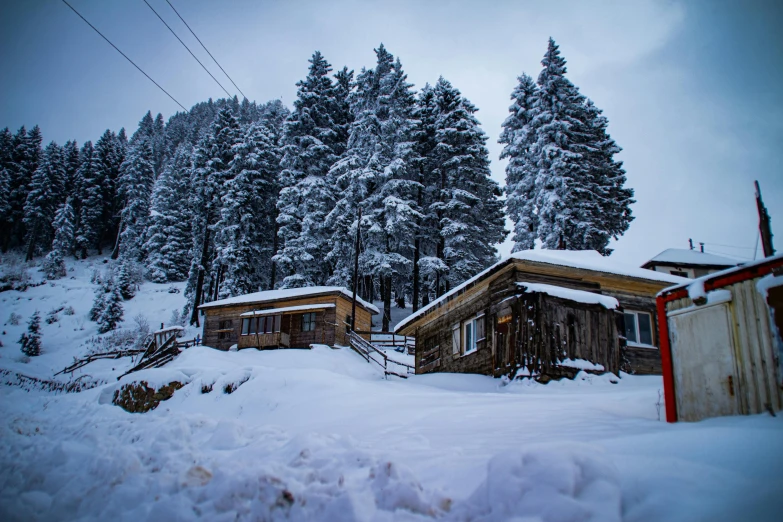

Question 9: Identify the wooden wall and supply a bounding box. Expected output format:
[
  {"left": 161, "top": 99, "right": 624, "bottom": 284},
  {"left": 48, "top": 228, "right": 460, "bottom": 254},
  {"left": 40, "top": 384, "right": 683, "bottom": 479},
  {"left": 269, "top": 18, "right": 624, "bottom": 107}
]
[{"left": 202, "top": 293, "right": 373, "bottom": 350}]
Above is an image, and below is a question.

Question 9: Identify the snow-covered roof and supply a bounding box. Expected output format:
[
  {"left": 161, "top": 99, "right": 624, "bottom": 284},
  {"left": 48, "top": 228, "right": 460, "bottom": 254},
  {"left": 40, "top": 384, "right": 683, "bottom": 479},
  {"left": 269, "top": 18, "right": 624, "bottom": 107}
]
[
  {"left": 240, "top": 304, "right": 336, "bottom": 317},
  {"left": 659, "top": 252, "right": 783, "bottom": 297},
  {"left": 643, "top": 248, "right": 741, "bottom": 268},
  {"left": 517, "top": 282, "right": 619, "bottom": 309},
  {"left": 199, "top": 286, "right": 380, "bottom": 315},
  {"left": 395, "top": 250, "right": 687, "bottom": 332}
]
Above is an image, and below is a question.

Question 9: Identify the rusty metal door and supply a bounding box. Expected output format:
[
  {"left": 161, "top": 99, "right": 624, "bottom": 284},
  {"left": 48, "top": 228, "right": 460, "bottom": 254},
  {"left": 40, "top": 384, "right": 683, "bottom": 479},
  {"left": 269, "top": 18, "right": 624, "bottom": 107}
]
[{"left": 668, "top": 301, "right": 740, "bottom": 421}]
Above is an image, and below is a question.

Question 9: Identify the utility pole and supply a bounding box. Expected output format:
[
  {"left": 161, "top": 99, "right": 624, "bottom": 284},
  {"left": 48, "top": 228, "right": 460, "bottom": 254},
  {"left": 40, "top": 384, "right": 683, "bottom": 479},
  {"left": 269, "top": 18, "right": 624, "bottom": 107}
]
[
  {"left": 350, "top": 208, "right": 362, "bottom": 332},
  {"left": 755, "top": 180, "right": 775, "bottom": 258}
]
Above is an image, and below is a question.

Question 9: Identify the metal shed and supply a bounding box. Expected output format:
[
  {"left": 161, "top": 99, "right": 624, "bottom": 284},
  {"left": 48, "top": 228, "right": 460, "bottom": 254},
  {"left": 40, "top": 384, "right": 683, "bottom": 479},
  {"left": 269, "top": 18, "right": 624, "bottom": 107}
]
[{"left": 657, "top": 254, "right": 783, "bottom": 422}]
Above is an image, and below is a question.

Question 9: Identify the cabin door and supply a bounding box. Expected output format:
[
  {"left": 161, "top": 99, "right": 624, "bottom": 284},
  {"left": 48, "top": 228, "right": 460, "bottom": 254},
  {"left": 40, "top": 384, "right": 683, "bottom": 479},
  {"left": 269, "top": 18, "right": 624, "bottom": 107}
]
[
  {"left": 495, "top": 317, "right": 512, "bottom": 372},
  {"left": 668, "top": 301, "right": 740, "bottom": 421}
]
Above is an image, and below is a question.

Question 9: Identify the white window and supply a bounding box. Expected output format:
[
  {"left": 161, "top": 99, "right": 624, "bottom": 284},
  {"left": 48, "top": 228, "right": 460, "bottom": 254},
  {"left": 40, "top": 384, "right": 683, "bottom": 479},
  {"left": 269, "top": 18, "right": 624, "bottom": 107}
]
[
  {"left": 624, "top": 311, "right": 654, "bottom": 347},
  {"left": 458, "top": 314, "right": 485, "bottom": 356}
]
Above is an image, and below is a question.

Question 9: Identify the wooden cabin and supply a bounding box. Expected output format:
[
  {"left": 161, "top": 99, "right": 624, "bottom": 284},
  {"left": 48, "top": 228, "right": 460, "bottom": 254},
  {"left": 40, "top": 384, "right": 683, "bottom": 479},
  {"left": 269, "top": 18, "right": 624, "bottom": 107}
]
[
  {"left": 657, "top": 254, "right": 783, "bottom": 422},
  {"left": 199, "top": 286, "right": 379, "bottom": 351},
  {"left": 395, "top": 250, "right": 688, "bottom": 378}
]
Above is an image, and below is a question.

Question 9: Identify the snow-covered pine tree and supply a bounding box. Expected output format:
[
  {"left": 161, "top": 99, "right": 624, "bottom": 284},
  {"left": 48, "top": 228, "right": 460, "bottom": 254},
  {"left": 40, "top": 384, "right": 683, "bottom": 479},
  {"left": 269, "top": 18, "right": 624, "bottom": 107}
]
[
  {"left": 89, "top": 277, "right": 107, "bottom": 322},
  {"left": 0, "top": 128, "right": 13, "bottom": 250},
  {"left": 327, "top": 45, "right": 420, "bottom": 329},
  {"left": 19, "top": 311, "right": 42, "bottom": 357},
  {"left": 106, "top": 128, "right": 128, "bottom": 254},
  {"left": 433, "top": 77, "right": 505, "bottom": 289},
  {"left": 62, "top": 140, "right": 81, "bottom": 201},
  {"left": 97, "top": 277, "right": 124, "bottom": 333},
  {"left": 117, "top": 137, "right": 155, "bottom": 261},
  {"left": 7, "top": 126, "right": 42, "bottom": 251},
  {"left": 24, "top": 141, "right": 65, "bottom": 261},
  {"left": 117, "top": 261, "right": 136, "bottom": 300},
  {"left": 499, "top": 72, "right": 540, "bottom": 251},
  {"left": 74, "top": 141, "right": 102, "bottom": 257},
  {"left": 215, "top": 123, "right": 280, "bottom": 297},
  {"left": 275, "top": 51, "right": 344, "bottom": 288},
  {"left": 144, "top": 145, "right": 193, "bottom": 282},
  {"left": 44, "top": 197, "right": 77, "bottom": 278},
  {"left": 529, "top": 38, "right": 634, "bottom": 253},
  {"left": 184, "top": 107, "right": 242, "bottom": 324}
]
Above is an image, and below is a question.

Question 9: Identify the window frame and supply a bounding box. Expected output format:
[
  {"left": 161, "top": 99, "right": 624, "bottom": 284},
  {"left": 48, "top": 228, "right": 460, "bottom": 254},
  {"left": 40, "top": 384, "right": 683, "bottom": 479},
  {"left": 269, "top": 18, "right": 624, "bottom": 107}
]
[
  {"left": 301, "top": 312, "right": 316, "bottom": 332},
  {"left": 455, "top": 313, "right": 485, "bottom": 357},
  {"left": 623, "top": 310, "right": 655, "bottom": 348}
]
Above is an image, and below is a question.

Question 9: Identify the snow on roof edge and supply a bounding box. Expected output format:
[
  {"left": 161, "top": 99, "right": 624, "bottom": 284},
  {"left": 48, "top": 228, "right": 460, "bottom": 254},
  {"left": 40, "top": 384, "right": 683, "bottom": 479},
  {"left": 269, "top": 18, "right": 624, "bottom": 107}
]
[
  {"left": 658, "top": 253, "right": 783, "bottom": 297},
  {"left": 395, "top": 250, "right": 685, "bottom": 333},
  {"left": 517, "top": 282, "right": 619, "bottom": 309},
  {"left": 200, "top": 286, "right": 380, "bottom": 315},
  {"left": 644, "top": 248, "right": 742, "bottom": 267},
  {"left": 240, "top": 303, "right": 336, "bottom": 317}
]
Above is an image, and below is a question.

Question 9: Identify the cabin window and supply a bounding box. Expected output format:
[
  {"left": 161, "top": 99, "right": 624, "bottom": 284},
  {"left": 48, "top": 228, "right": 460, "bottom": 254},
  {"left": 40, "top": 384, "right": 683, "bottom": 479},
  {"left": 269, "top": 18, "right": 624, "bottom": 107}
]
[
  {"left": 624, "top": 311, "right": 654, "bottom": 347},
  {"left": 670, "top": 270, "right": 688, "bottom": 277},
  {"left": 218, "top": 320, "right": 233, "bottom": 340},
  {"left": 241, "top": 318, "right": 251, "bottom": 335},
  {"left": 302, "top": 312, "right": 316, "bottom": 332},
  {"left": 242, "top": 315, "right": 281, "bottom": 335},
  {"left": 462, "top": 313, "right": 484, "bottom": 355}
]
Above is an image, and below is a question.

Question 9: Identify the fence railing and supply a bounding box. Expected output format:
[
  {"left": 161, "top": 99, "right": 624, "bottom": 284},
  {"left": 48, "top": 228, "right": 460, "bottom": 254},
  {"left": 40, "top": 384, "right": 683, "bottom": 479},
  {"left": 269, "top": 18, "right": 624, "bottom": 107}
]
[
  {"left": 353, "top": 331, "right": 415, "bottom": 355},
  {"left": 348, "top": 331, "right": 415, "bottom": 379}
]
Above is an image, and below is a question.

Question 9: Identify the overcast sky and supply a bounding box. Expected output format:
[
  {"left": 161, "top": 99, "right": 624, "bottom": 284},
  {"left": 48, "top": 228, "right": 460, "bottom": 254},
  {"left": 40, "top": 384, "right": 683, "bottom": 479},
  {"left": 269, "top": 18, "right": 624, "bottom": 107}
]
[{"left": 1, "top": 0, "right": 781, "bottom": 267}]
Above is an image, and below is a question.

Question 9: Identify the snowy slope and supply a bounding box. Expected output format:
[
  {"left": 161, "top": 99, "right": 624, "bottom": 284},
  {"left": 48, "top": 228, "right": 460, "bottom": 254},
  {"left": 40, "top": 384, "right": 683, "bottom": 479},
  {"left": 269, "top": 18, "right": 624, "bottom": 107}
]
[{"left": 1, "top": 260, "right": 782, "bottom": 521}]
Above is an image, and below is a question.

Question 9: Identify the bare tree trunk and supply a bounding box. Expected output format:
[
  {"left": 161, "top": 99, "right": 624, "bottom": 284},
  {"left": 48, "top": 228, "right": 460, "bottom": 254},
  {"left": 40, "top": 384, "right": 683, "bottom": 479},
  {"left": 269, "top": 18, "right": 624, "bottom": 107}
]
[
  {"left": 25, "top": 223, "right": 38, "bottom": 262},
  {"left": 382, "top": 275, "right": 392, "bottom": 331}
]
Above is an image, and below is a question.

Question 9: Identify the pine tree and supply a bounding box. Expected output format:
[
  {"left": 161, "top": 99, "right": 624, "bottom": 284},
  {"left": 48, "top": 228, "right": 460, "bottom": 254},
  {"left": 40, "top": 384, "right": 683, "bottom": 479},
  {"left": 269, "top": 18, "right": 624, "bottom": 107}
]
[
  {"left": 18, "top": 311, "right": 42, "bottom": 357},
  {"left": 117, "top": 261, "right": 136, "bottom": 300},
  {"left": 184, "top": 107, "right": 242, "bottom": 324},
  {"left": 500, "top": 73, "right": 540, "bottom": 251},
  {"left": 74, "top": 141, "right": 102, "bottom": 257},
  {"left": 89, "top": 277, "right": 107, "bottom": 322},
  {"left": 144, "top": 145, "right": 193, "bottom": 282},
  {"left": 97, "top": 277, "right": 124, "bottom": 333},
  {"left": 24, "top": 141, "right": 65, "bottom": 260},
  {"left": 327, "top": 45, "right": 420, "bottom": 329},
  {"left": 275, "top": 51, "right": 345, "bottom": 288},
  {"left": 0, "top": 128, "right": 13, "bottom": 250},
  {"left": 62, "top": 140, "right": 81, "bottom": 200},
  {"left": 215, "top": 123, "right": 280, "bottom": 297},
  {"left": 117, "top": 138, "right": 155, "bottom": 261},
  {"left": 6, "top": 126, "right": 42, "bottom": 251},
  {"left": 432, "top": 77, "right": 506, "bottom": 288},
  {"left": 503, "top": 38, "right": 634, "bottom": 254},
  {"left": 44, "top": 197, "right": 76, "bottom": 278}
]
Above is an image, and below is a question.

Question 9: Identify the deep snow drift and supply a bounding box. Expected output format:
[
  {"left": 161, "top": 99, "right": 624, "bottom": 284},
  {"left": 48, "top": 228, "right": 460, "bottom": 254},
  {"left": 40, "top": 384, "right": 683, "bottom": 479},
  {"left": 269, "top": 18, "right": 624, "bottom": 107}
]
[{"left": 1, "top": 258, "right": 782, "bottom": 521}]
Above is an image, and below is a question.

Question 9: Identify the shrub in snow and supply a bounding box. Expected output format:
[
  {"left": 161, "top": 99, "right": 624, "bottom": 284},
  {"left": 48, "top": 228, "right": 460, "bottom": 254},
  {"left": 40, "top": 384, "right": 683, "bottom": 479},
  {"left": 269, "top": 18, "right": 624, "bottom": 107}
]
[
  {"left": 97, "top": 279, "right": 124, "bottom": 333},
  {"left": 18, "top": 311, "right": 42, "bottom": 357},
  {"left": 62, "top": 306, "right": 75, "bottom": 316},
  {"left": 132, "top": 313, "right": 151, "bottom": 349},
  {"left": 45, "top": 310, "right": 59, "bottom": 324},
  {"left": 85, "top": 329, "right": 136, "bottom": 356},
  {"left": 112, "top": 380, "right": 183, "bottom": 413},
  {"left": 89, "top": 279, "right": 108, "bottom": 322},
  {"left": 42, "top": 250, "right": 66, "bottom": 279},
  {"left": 223, "top": 376, "right": 250, "bottom": 394},
  {"left": 7, "top": 312, "right": 22, "bottom": 326}
]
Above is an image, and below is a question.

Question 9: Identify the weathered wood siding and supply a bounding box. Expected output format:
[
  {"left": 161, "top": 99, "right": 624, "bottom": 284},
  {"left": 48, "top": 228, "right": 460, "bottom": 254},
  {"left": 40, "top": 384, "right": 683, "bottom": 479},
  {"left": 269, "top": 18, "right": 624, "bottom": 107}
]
[{"left": 202, "top": 293, "right": 373, "bottom": 350}]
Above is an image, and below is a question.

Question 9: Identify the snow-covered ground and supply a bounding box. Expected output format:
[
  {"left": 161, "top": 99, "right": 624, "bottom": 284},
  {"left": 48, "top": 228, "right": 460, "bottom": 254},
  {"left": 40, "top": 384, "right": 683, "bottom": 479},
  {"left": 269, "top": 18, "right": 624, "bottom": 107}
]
[{"left": 1, "top": 258, "right": 783, "bottom": 521}]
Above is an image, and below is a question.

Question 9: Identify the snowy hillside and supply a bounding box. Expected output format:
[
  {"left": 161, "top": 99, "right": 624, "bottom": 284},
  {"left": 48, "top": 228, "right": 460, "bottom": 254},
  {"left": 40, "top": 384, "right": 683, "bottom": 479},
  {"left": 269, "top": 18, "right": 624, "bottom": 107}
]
[{"left": 1, "top": 259, "right": 783, "bottom": 521}]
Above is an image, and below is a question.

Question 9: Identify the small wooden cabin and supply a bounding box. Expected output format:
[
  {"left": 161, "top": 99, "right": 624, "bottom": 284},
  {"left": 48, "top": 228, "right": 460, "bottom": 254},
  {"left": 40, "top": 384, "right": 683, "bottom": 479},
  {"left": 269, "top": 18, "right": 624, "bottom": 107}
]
[
  {"left": 395, "top": 250, "right": 687, "bottom": 378},
  {"left": 657, "top": 254, "right": 783, "bottom": 422},
  {"left": 199, "top": 286, "right": 379, "bottom": 351}
]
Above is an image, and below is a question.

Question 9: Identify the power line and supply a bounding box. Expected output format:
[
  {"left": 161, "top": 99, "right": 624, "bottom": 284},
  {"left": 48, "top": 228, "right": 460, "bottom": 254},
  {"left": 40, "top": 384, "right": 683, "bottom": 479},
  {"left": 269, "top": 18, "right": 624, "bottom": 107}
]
[
  {"left": 61, "top": 0, "right": 187, "bottom": 112},
  {"left": 164, "top": 0, "right": 247, "bottom": 99},
  {"left": 703, "top": 241, "right": 756, "bottom": 251},
  {"left": 142, "top": 0, "right": 232, "bottom": 98}
]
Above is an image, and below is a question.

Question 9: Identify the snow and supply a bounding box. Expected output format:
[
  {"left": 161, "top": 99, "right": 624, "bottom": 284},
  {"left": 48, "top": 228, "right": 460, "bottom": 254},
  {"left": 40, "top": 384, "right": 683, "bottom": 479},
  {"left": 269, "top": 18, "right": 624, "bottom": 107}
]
[
  {"left": 2, "top": 259, "right": 783, "bottom": 521},
  {"left": 153, "top": 325, "right": 184, "bottom": 335},
  {"left": 395, "top": 250, "right": 686, "bottom": 332},
  {"left": 199, "top": 286, "right": 380, "bottom": 315},
  {"left": 518, "top": 282, "right": 619, "bottom": 309},
  {"left": 240, "top": 303, "right": 336, "bottom": 317},
  {"left": 559, "top": 358, "right": 606, "bottom": 371},
  {"left": 646, "top": 248, "right": 742, "bottom": 267},
  {"left": 757, "top": 272, "right": 783, "bottom": 298}
]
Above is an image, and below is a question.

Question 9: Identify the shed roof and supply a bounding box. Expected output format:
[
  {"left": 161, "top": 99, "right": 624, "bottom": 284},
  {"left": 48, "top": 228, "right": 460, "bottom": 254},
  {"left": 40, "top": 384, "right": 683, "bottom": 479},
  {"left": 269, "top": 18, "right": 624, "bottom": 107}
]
[
  {"left": 395, "top": 250, "right": 687, "bottom": 332},
  {"left": 240, "top": 304, "right": 336, "bottom": 317},
  {"left": 643, "top": 248, "right": 741, "bottom": 268},
  {"left": 199, "top": 286, "right": 379, "bottom": 315}
]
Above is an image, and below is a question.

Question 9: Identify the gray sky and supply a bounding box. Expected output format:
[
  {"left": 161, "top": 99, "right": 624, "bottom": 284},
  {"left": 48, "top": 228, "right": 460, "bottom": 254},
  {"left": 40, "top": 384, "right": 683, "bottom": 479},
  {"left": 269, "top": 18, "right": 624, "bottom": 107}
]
[{"left": 1, "top": 0, "right": 781, "bottom": 266}]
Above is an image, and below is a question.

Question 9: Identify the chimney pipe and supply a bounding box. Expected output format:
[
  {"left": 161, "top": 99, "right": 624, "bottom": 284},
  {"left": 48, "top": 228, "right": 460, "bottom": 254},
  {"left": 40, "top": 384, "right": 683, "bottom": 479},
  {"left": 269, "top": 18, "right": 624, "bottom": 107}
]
[{"left": 699, "top": 243, "right": 704, "bottom": 253}]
